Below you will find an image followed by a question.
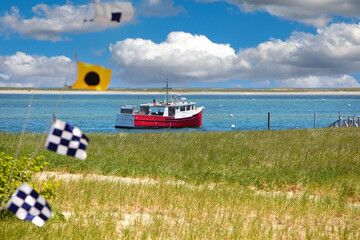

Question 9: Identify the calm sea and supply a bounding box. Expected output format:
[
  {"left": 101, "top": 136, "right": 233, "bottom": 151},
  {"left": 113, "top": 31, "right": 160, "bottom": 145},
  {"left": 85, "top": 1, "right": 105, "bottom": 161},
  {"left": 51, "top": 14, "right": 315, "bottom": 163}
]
[{"left": 1, "top": 94, "right": 359, "bottom": 133}]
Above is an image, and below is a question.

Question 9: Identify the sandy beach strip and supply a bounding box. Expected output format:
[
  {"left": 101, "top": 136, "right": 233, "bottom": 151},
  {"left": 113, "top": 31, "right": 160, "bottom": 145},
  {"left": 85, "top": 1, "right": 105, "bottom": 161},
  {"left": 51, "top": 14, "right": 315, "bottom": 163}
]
[{"left": 1, "top": 89, "right": 360, "bottom": 95}]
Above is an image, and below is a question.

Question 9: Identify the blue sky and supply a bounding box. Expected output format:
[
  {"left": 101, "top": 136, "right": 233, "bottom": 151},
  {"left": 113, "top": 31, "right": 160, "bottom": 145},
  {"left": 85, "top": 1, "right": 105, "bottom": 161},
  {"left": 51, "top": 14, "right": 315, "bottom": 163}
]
[{"left": 1, "top": 0, "right": 360, "bottom": 89}]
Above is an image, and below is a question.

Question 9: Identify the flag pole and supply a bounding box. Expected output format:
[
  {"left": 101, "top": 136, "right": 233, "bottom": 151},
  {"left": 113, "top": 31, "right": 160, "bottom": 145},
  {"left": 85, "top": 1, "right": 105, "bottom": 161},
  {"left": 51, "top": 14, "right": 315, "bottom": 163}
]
[
  {"left": 19, "top": 82, "right": 66, "bottom": 181},
  {"left": 0, "top": 94, "right": 35, "bottom": 210}
]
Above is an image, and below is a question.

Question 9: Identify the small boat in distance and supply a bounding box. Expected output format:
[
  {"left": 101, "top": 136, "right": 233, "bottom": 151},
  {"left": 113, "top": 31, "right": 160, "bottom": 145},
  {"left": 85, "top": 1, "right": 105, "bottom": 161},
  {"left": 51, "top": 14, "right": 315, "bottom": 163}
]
[{"left": 115, "top": 81, "right": 204, "bottom": 129}]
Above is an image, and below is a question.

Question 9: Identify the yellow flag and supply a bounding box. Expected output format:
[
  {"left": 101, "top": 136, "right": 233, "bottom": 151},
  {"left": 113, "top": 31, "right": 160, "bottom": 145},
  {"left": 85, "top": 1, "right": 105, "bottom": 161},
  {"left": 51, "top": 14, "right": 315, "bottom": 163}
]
[{"left": 72, "top": 61, "right": 112, "bottom": 91}]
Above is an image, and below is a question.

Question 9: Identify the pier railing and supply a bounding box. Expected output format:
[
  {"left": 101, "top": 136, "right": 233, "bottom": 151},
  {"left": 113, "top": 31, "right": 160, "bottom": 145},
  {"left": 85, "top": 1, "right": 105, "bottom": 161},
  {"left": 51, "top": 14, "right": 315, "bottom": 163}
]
[
  {"left": 263, "top": 112, "right": 359, "bottom": 130},
  {"left": 328, "top": 113, "right": 359, "bottom": 128}
]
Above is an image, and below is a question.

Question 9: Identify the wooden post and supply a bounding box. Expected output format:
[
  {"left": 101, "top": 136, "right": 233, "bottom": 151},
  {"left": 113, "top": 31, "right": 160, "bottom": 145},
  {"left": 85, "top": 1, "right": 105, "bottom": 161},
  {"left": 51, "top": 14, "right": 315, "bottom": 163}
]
[
  {"left": 353, "top": 116, "right": 356, "bottom": 127},
  {"left": 314, "top": 112, "right": 316, "bottom": 129},
  {"left": 339, "top": 112, "right": 341, "bottom": 128},
  {"left": 268, "top": 112, "right": 270, "bottom": 130}
]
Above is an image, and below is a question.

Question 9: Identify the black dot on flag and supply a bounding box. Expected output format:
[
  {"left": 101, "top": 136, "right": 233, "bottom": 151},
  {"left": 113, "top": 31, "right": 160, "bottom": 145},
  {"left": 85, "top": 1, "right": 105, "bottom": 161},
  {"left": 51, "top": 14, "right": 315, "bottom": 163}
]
[{"left": 84, "top": 72, "right": 100, "bottom": 86}]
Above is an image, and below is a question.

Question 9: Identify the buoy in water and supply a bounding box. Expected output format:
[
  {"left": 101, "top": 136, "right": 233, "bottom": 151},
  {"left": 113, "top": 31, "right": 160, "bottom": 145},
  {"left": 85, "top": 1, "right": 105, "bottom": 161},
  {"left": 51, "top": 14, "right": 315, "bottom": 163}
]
[
  {"left": 348, "top": 104, "right": 351, "bottom": 107},
  {"left": 229, "top": 114, "right": 234, "bottom": 117},
  {"left": 230, "top": 124, "right": 235, "bottom": 128}
]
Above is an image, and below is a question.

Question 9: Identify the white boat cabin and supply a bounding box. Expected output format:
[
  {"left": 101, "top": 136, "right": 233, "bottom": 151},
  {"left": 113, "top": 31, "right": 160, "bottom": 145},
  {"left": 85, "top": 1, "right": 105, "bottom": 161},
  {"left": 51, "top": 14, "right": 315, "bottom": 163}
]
[{"left": 120, "top": 97, "right": 199, "bottom": 118}]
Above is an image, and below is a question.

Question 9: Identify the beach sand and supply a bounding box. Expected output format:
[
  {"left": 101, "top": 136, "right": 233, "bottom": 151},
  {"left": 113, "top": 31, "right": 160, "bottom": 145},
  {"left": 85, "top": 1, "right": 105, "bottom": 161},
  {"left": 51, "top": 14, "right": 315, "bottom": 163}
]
[{"left": 1, "top": 89, "right": 360, "bottom": 95}]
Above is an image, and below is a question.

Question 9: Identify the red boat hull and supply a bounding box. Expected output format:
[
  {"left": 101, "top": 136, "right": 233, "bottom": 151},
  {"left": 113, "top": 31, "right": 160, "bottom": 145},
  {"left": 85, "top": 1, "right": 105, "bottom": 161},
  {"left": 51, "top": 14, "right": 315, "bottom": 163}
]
[{"left": 133, "top": 109, "right": 203, "bottom": 128}]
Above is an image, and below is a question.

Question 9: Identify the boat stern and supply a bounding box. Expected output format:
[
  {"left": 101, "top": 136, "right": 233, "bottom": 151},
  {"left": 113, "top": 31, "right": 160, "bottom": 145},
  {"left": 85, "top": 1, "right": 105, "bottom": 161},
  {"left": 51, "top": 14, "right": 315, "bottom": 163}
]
[{"left": 115, "top": 113, "right": 135, "bottom": 128}]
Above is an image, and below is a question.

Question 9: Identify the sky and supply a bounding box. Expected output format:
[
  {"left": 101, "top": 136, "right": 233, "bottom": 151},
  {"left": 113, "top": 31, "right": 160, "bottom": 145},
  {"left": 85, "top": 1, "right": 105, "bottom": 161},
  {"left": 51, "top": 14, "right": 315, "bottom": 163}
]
[{"left": 1, "top": 0, "right": 360, "bottom": 89}]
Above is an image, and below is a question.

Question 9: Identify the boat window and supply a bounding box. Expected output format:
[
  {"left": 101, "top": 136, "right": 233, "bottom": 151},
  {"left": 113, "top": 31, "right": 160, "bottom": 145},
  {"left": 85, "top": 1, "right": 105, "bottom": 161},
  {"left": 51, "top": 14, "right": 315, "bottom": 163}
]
[
  {"left": 186, "top": 105, "right": 190, "bottom": 110},
  {"left": 180, "top": 106, "right": 185, "bottom": 111},
  {"left": 169, "top": 107, "right": 175, "bottom": 116},
  {"left": 140, "top": 105, "right": 149, "bottom": 114},
  {"left": 150, "top": 106, "right": 164, "bottom": 115}
]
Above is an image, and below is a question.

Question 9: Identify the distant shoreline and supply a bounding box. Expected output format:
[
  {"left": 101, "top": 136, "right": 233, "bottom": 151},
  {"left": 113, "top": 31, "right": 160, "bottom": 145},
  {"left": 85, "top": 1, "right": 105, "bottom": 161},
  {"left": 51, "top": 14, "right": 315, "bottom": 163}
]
[{"left": 1, "top": 89, "right": 360, "bottom": 95}]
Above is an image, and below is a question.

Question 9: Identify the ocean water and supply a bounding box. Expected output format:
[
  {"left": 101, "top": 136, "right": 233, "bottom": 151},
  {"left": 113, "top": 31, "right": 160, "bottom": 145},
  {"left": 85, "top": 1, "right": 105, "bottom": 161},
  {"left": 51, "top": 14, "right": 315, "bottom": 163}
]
[{"left": 0, "top": 94, "right": 360, "bottom": 133}]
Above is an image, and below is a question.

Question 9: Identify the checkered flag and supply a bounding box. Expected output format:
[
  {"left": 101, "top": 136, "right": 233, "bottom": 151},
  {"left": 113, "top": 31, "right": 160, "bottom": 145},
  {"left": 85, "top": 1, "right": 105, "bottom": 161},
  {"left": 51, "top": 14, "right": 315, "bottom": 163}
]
[
  {"left": 6, "top": 183, "right": 51, "bottom": 227},
  {"left": 45, "top": 119, "right": 89, "bottom": 160}
]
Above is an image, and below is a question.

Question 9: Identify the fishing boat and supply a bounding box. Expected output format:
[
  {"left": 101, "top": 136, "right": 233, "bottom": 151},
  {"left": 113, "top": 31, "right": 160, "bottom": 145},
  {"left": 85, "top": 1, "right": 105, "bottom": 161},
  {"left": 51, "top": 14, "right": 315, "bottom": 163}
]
[{"left": 115, "top": 81, "right": 204, "bottom": 128}]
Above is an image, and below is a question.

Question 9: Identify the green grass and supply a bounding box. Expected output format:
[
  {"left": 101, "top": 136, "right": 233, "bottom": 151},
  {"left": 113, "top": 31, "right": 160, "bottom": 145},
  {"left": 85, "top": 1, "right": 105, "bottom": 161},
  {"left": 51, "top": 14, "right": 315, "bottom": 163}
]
[
  {"left": 1, "top": 128, "right": 359, "bottom": 239},
  {"left": 2, "top": 129, "right": 360, "bottom": 189}
]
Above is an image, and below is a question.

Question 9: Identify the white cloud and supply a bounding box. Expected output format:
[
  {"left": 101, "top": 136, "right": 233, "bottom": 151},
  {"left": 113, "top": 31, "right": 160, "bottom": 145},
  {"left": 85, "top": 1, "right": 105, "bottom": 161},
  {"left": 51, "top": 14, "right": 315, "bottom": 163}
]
[
  {"left": 0, "top": 73, "right": 10, "bottom": 81},
  {"left": 0, "top": 52, "right": 76, "bottom": 87},
  {"left": 278, "top": 75, "right": 360, "bottom": 88},
  {"left": 110, "top": 31, "right": 241, "bottom": 85},
  {"left": 201, "top": 0, "right": 360, "bottom": 27},
  {"left": 0, "top": 4, "right": 129, "bottom": 41},
  {"left": 110, "top": 24, "right": 360, "bottom": 88},
  {"left": 239, "top": 23, "right": 360, "bottom": 80}
]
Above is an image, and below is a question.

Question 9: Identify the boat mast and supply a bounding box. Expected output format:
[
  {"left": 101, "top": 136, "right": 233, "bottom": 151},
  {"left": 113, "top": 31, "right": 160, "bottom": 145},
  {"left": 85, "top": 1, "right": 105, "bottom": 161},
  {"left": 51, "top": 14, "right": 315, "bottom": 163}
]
[{"left": 163, "top": 79, "right": 172, "bottom": 105}]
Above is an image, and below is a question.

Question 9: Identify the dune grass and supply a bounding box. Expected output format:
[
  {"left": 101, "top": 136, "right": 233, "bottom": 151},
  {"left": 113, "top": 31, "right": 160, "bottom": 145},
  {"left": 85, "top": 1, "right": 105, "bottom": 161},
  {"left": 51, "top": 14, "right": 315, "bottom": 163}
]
[
  {"left": 3, "top": 177, "right": 360, "bottom": 239},
  {"left": 1, "top": 128, "right": 359, "bottom": 239}
]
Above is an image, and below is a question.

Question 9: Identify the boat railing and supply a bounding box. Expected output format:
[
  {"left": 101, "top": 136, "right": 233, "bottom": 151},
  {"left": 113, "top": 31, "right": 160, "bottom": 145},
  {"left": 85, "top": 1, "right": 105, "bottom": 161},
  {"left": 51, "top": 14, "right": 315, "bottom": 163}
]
[{"left": 120, "top": 104, "right": 138, "bottom": 114}]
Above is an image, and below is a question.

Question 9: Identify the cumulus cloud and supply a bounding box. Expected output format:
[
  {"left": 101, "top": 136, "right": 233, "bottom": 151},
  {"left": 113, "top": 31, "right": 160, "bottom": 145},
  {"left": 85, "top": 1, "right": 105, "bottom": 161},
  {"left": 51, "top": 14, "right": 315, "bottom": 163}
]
[
  {"left": 110, "top": 31, "right": 242, "bottom": 85},
  {"left": 0, "top": 3, "right": 130, "bottom": 41},
  {"left": 110, "top": 24, "right": 360, "bottom": 88},
  {"left": 201, "top": 0, "right": 360, "bottom": 27},
  {"left": 0, "top": 52, "right": 76, "bottom": 87}
]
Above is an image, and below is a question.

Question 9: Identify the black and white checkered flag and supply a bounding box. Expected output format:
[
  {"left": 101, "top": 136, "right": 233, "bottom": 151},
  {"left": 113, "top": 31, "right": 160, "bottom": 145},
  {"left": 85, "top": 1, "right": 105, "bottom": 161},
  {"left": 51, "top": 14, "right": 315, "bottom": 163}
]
[
  {"left": 45, "top": 119, "right": 89, "bottom": 160},
  {"left": 6, "top": 183, "right": 51, "bottom": 227}
]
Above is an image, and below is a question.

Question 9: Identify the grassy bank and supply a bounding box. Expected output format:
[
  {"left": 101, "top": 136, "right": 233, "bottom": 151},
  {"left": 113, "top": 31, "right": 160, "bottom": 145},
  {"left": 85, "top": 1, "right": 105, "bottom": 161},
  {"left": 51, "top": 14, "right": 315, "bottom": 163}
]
[
  {"left": 2, "top": 129, "right": 360, "bottom": 189},
  {"left": 1, "top": 129, "right": 359, "bottom": 239}
]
